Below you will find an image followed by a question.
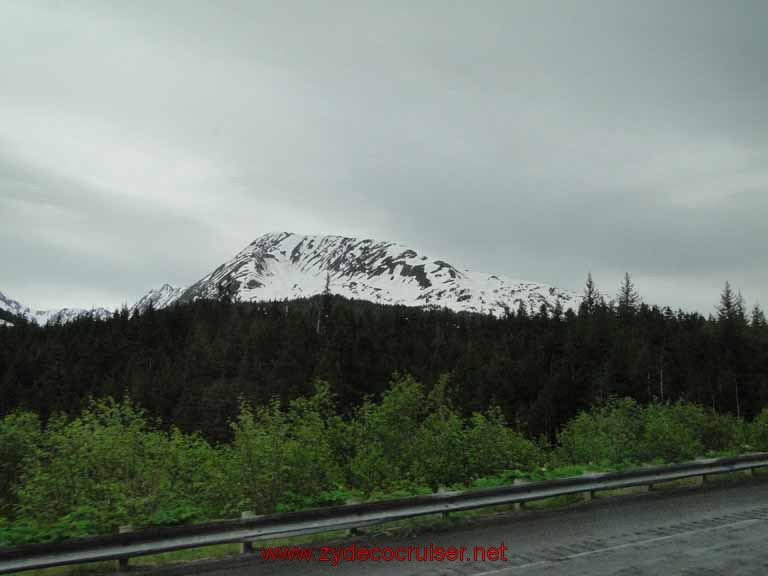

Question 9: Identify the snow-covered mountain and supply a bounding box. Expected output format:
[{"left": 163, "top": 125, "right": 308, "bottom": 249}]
[
  {"left": 0, "top": 290, "right": 112, "bottom": 326},
  {"left": 33, "top": 307, "right": 113, "bottom": 325},
  {"left": 2, "top": 232, "right": 578, "bottom": 324},
  {"left": 0, "top": 290, "right": 31, "bottom": 320},
  {"left": 131, "top": 283, "right": 184, "bottom": 314},
  {"left": 169, "top": 232, "right": 576, "bottom": 315}
]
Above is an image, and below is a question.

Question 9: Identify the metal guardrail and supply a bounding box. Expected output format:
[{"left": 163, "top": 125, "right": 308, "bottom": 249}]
[{"left": 2, "top": 452, "right": 767, "bottom": 574}]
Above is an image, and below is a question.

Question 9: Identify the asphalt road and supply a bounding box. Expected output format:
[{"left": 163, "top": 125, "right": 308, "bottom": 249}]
[{"left": 164, "top": 479, "right": 768, "bottom": 576}]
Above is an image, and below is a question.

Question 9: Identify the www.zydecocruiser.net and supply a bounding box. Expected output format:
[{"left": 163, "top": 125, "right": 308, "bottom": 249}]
[{"left": 260, "top": 543, "right": 509, "bottom": 566}]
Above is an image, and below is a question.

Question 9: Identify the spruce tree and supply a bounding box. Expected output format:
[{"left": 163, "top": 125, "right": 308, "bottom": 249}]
[
  {"left": 552, "top": 299, "right": 564, "bottom": 321},
  {"left": 735, "top": 291, "right": 747, "bottom": 325},
  {"left": 616, "top": 272, "right": 640, "bottom": 316},
  {"left": 317, "top": 271, "right": 332, "bottom": 335},
  {"left": 579, "top": 273, "right": 600, "bottom": 316},
  {"left": 717, "top": 281, "right": 735, "bottom": 321},
  {"left": 751, "top": 303, "right": 767, "bottom": 328}
]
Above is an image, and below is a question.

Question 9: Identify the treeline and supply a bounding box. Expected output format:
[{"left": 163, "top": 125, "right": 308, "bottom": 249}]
[
  {"left": 2, "top": 378, "right": 768, "bottom": 545},
  {"left": 0, "top": 276, "right": 767, "bottom": 441}
]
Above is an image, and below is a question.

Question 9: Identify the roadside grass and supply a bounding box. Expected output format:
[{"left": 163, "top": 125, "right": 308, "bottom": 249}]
[
  {"left": 701, "top": 469, "right": 759, "bottom": 485},
  {"left": 22, "top": 545, "right": 239, "bottom": 576},
  {"left": 519, "top": 494, "right": 584, "bottom": 509},
  {"left": 21, "top": 532, "right": 352, "bottom": 576}
]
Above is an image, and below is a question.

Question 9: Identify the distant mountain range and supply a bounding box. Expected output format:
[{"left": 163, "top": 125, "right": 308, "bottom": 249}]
[
  {"left": 0, "top": 290, "right": 112, "bottom": 327},
  {"left": 1, "top": 232, "right": 577, "bottom": 326}
]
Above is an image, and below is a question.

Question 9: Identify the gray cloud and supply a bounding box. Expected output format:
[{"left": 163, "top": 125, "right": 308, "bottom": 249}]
[
  {"left": 1, "top": 0, "right": 766, "bottom": 312},
  {"left": 0, "top": 148, "right": 226, "bottom": 308}
]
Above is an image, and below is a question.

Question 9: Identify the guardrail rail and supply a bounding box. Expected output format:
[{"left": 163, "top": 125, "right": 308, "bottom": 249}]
[{"left": 2, "top": 452, "right": 767, "bottom": 574}]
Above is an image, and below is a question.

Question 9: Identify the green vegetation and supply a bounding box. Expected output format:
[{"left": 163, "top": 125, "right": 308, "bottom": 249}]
[{"left": 2, "top": 375, "right": 767, "bottom": 548}]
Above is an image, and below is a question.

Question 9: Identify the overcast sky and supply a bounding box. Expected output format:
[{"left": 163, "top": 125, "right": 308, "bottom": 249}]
[{"left": 1, "top": 0, "right": 766, "bottom": 313}]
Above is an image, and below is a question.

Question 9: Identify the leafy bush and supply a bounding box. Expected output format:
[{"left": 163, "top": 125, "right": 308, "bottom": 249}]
[
  {"left": 556, "top": 397, "right": 643, "bottom": 466},
  {"left": 464, "top": 408, "right": 541, "bottom": 477},
  {"left": 16, "top": 399, "right": 160, "bottom": 532},
  {"left": 700, "top": 411, "right": 748, "bottom": 455},
  {"left": 152, "top": 427, "right": 230, "bottom": 520},
  {"left": 0, "top": 411, "right": 43, "bottom": 518},
  {"left": 750, "top": 408, "right": 768, "bottom": 451},
  {"left": 349, "top": 374, "right": 541, "bottom": 491},
  {"left": 227, "top": 382, "right": 344, "bottom": 515},
  {"left": 410, "top": 406, "right": 466, "bottom": 488},
  {"left": 348, "top": 374, "right": 427, "bottom": 492},
  {"left": 554, "top": 398, "right": 736, "bottom": 466},
  {"left": 640, "top": 401, "right": 704, "bottom": 463},
  {"left": 14, "top": 398, "right": 225, "bottom": 535}
]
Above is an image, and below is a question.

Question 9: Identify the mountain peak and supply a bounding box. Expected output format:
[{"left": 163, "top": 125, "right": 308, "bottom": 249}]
[
  {"left": 2, "top": 233, "right": 577, "bottom": 325},
  {"left": 132, "top": 283, "right": 184, "bottom": 313},
  {"left": 174, "top": 232, "right": 576, "bottom": 314}
]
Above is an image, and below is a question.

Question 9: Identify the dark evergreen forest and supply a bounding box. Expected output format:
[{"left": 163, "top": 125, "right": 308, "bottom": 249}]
[{"left": 1, "top": 276, "right": 766, "bottom": 443}]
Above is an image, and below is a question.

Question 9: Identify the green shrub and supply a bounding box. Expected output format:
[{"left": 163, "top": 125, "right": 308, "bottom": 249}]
[
  {"left": 15, "top": 399, "right": 162, "bottom": 532},
  {"left": 639, "top": 401, "right": 704, "bottom": 463},
  {"left": 227, "top": 382, "right": 343, "bottom": 514},
  {"left": 556, "top": 397, "right": 643, "bottom": 466},
  {"left": 349, "top": 375, "right": 540, "bottom": 492},
  {"left": 14, "top": 398, "right": 226, "bottom": 535},
  {"left": 464, "top": 408, "right": 541, "bottom": 478},
  {"left": 348, "top": 374, "right": 427, "bottom": 492},
  {"left": 750, "top": 408, "right": 768, "bottom": 451},
  {"left": 0, "top": 411, "right": 43, "bottom": 518},
  {"left": 152, "top": 427, "right": 230, "bottom": 520},
  {"left": 700, "top": 411, "right": 748, "bottom": 455},
  {"left": 410, "top": 406, "right": 467, "bottom": 488}
]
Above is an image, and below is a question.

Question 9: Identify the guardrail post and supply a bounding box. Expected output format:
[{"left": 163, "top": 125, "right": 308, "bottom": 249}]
[
  {"left": 345, "top": 498, "right": 364, "bottom": 534},
  {"left": 436, "top": 487, "right": 452, "bottom": 520},
  {"left": 745, "top": 468, "right": 754, "bottom": 478},
  {"left": 582, "top": 490, "right": 595, "bottom": 502},
  {"left": 240, "top": 511, "right": 255, "bottom": 554},
  {"left": 513, "top": 478, "right": 527, "bottom": 511},
  {"left": 116, "top": 525, "right": 133, "bottom": 571}
]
